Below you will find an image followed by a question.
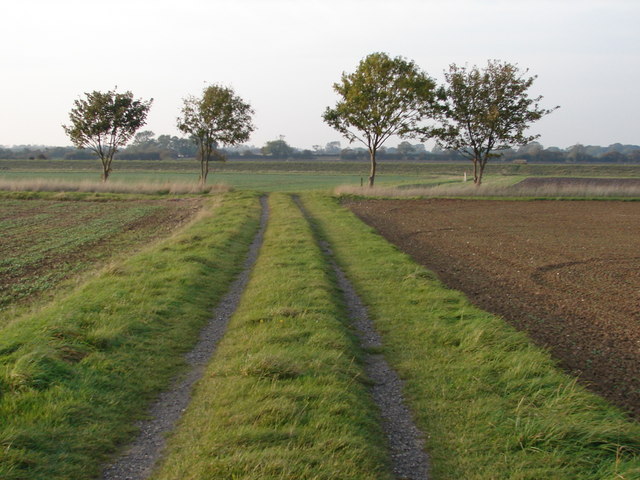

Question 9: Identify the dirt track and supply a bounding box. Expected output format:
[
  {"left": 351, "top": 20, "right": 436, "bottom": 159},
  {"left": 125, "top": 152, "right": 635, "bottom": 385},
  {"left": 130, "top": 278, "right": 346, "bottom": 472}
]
[{"left": 345, "top": 198, "right": 640, "bottom": 419}]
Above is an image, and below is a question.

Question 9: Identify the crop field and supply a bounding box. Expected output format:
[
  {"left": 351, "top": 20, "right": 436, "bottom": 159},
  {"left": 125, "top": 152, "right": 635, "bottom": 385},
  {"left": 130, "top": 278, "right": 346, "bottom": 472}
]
[
  {"left": 4, "top": 158, "right": 640, "bottom": 178},
  {"left": 345, "top": 198, "right": 640, "bottom": 418},
  {"left": 1, "top": 186, "right": 639, "bottom": 479},
  {"left": 3, "top": 159, "right": 640, "bottom": 194},
  {"left": 0, "top": 170, "right": 429, "bottom": 192},
  {"left": 0, "top": 195, "right": 202, "bottom": 318}
]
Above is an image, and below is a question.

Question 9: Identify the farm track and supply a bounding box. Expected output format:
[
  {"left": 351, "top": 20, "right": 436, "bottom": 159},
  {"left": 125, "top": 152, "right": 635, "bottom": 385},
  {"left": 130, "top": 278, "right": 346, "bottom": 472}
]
[
  {"left": 101, "top": 196, "right": 269, "bottom": 480},
  {"left": 345, "top": 198, "right": 640, "bottom": 419},
  {"left": 106, "top": 194, "right": 431, "bottom": 479},
  {"left": 295, "top": 196, "right": 431, "bottom": 479}
]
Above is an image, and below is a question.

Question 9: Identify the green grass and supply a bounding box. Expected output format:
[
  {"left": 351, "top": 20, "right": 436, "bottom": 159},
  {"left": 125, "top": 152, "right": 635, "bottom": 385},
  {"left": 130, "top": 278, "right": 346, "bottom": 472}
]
[
  {"left": 151, "top": 193, "right": 393, "bottom": 480},
  {"left": 300, "top": 193, "right": 640, "bottom": 480},
  {"left": 0, "top": 192, "right": 262, "bottom": 480}
]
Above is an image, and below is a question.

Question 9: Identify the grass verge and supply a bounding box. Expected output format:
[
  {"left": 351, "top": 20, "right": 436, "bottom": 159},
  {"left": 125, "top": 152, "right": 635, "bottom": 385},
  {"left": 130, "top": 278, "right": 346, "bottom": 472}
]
[
  {"left": 151, "top": 193, "right": 393, "bottom": 480},
  {"left": 300, "top": 193, "right": 640, "bottom": 480},
  {"left": 0, "top": 192, "right": 262, "bottom": 480}
]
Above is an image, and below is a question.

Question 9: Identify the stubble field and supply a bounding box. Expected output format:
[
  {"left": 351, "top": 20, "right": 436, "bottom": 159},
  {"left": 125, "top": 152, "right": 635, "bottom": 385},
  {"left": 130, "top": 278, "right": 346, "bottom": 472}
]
[{"left": 345, "top": 198, "right": 640, "bottom": 418}]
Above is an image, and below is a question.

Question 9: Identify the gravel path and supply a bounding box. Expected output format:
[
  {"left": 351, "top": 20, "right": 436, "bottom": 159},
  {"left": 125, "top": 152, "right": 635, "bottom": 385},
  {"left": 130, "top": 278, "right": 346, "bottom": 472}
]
[
  {"left": 101, "top": 196, "right": 269, "bottom": 480},
  {"left": 294, "top": 196, "right": 430, "bottom": 480}
]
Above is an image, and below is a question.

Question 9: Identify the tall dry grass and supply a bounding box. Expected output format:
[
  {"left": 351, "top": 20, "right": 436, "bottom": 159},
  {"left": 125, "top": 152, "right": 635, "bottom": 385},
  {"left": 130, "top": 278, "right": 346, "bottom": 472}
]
[
  {"left": 0, "top": 178, "right": 230, "bottom": 195},
  {"left": 335, "top": 179, "right": 640, "bottom": 198}
]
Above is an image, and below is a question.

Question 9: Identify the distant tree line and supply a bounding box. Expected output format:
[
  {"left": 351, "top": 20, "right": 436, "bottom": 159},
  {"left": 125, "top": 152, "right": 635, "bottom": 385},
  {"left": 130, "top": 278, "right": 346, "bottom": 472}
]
[
  {"left": 337, "top": 141, "right": 640, "bottom": 163},
  {"left": 3, "top": 140, "right": 640, "bottom": 164}
]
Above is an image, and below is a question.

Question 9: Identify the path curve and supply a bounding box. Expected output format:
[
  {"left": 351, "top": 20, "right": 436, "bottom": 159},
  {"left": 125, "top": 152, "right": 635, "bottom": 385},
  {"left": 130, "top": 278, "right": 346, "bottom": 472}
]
[{"left": 102, "top": 196, "right": 269, "bottom": 480}]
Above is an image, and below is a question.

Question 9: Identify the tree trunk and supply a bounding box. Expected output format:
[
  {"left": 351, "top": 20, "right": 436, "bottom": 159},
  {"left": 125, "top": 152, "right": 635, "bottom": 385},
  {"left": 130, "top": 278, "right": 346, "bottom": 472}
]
[
  {"left": 368, "top": 150, "right": 377, "bottom": 187},
  {"left": 198, "top": 144, "right": 210, "bottom": 185},
  {"left": 477, "top": 161, "right": 486, "bottom": 185},
  {"left": 101, "top": 157, "right": 111, "bottom": 182},
  {"left": 200, "top": 158, "right": 209, "bottom": 185},
  {"left": 472, "top": 158, "right": 480, "bottom": 184}
]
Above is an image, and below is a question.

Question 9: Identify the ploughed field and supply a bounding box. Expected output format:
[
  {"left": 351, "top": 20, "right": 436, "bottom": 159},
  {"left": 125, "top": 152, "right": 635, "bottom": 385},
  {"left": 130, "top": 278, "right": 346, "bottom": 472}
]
[
  {"left": 345, "top": 198, "right": 640, "bottom": 419},
  {"left": 0, "top": 197, "right": 202, "bottom": 314}
]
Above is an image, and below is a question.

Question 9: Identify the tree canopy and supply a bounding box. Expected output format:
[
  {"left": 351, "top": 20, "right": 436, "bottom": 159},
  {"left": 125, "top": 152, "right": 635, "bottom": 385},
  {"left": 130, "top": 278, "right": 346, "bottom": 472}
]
[
  {"left": 433, "top": 60, "right": 558, "bottom": 184},
  {"left": 177, "top": 84, "right": 254, "bottom": 184},
  {"left": 323, "top": 52, "right": 438, "bottom": 186},
  {"left": 261, "top": 138, "right": 294, "bottom": 158},
  {"left": 63, "top": 89, "right": 152, "bottom": 181}
]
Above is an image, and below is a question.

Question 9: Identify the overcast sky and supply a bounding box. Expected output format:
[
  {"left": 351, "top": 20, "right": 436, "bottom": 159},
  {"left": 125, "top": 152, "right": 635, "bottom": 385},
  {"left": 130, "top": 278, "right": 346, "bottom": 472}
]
[{"left": 1, "top": 0, "right": 638, "bottom": 150}]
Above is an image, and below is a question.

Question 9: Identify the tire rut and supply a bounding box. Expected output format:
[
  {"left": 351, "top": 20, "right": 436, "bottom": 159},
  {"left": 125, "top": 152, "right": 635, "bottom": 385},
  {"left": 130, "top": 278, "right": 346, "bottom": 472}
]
[
  {"left": 101, "top": 195, "right": 269, "bottom": 480},
  {"left": 293, "top": 195, "right": 430, "bottom": 480}
]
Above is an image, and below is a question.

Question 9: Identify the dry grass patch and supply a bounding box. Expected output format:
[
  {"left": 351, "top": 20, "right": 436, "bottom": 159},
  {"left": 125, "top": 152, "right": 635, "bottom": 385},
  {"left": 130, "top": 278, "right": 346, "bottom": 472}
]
[
  {"left": 0, "top": 178, "right": 230, "bottom": 195},
  {"left": 336, "top": 176, "right": 640, "bottom": 198}
]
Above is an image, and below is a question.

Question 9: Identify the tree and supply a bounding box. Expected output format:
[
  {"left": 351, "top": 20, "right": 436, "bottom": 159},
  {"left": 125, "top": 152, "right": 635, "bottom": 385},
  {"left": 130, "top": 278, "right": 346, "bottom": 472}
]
[
  {"left": 177, "top": 84, "right": 254, "bottom": 184},
  {"left": 566, "top": 143, "right": 588, "bottom": 163},
  {"left": 325, "top": 141, "right": 341, "bottom": 155},
  {"left": 397, "top": 141, "right": 415, "bottom": 158},
  {"left": 261, "top": 137, "right": 294, "bottom": 158},
  {"left": 131, "top": 130, "right": 156, "bottom": 147},
  {"left": 169, "top": 136, "right": 198, "bottom": 158},
  {"left": 63, "top": 89, "right": 152, "bottom": 181},
  {"left": 433, "top": 60, "right": 557, "bottom": 185},
  {"left": 323, "top": 52, "right": 438, "bottom": 186},
  {"left": 156, "top": 134, "right": 172, "bottom": 149}
]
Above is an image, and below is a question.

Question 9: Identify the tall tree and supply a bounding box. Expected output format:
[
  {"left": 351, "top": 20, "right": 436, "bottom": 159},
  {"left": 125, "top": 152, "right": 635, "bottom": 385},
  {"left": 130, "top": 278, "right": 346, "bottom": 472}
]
[
  {"left": 323, "top": 52, "right": 437, "bottom": 186},
  {"left": 177, "top": 84, "right": 254, "bottom": 184},
  {"left": 63, "top": 89, "right": 152, "bottom": 181},
  {"left": 433, "top": 60, "right": 558, "bottom": 185},
  {"left": 261, "top": 137, "right": 294, "bottom": 158}
]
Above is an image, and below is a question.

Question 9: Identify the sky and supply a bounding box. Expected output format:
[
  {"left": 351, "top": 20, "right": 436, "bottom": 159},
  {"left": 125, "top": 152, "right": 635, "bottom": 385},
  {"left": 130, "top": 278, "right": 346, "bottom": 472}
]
[{"left": 1, "top": 0, "right": 638, "bottom": 150}]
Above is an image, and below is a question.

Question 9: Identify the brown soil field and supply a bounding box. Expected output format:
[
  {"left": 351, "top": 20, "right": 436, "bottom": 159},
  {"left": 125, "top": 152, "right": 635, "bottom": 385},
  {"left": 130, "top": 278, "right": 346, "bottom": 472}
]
[{"left": 345, "top": 198, "right": 640, "bottom": 419}]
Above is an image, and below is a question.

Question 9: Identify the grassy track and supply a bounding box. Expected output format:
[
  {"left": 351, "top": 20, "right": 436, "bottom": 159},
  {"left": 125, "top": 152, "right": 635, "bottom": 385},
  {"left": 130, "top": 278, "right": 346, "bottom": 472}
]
[
  {"left": 300, "top": 193, "right": 640, "bottom": 480},
  {"left": 0, "top": 193, "right": 262, "bottom": 480},
  {"left": 151, "top": 193, "right": 393, "bottom": 480}
]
